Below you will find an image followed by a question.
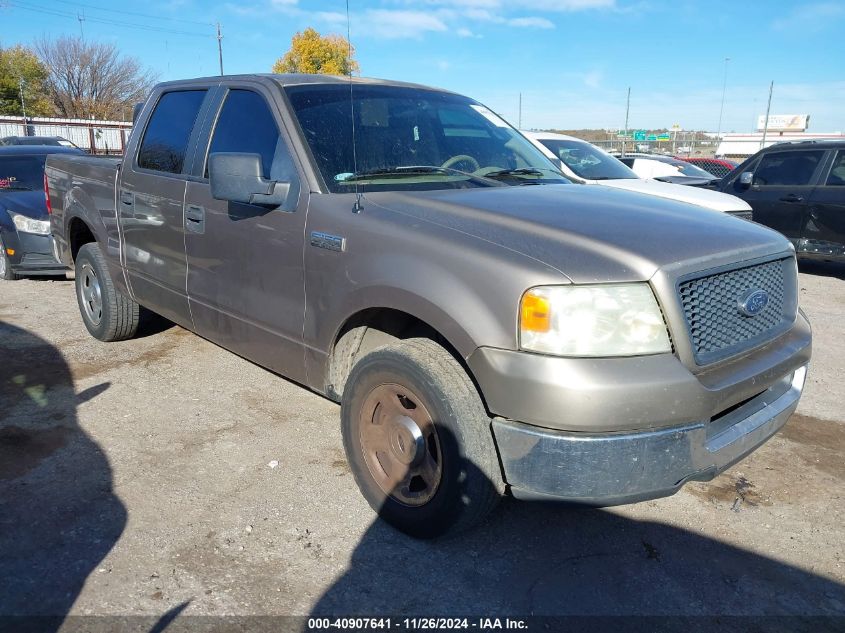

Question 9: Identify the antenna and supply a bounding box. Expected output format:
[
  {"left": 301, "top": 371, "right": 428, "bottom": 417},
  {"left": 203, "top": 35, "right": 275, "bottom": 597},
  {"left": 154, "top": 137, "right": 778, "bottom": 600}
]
[
  {"left": 216, "top": 22, "right": 224, "bottom": 76},
  {"left": 346, "top": 0, "right": 362, "bottom": 213}
]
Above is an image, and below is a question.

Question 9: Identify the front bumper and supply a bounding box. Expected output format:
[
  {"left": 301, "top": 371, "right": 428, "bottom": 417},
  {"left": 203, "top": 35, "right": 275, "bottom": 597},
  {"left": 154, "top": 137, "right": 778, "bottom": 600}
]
[
  {"left": 493, "top": 365, "right": 807, "bottom": 504},
  {"left": 2, "top": 230, "right": 67, "bottom": 275}
]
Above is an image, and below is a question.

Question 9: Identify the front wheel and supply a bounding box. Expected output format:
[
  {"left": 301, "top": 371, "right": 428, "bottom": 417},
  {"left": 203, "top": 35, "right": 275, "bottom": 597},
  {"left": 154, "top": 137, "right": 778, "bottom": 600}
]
[
  {"left": 0, "top": 235, "right": 18, "bottom": 280},
  {"left": 75, "top": 242, "right": 139, "bottom": 341},
  {"left": 341, "top": 338, "right": 503, "bottom": 538}
]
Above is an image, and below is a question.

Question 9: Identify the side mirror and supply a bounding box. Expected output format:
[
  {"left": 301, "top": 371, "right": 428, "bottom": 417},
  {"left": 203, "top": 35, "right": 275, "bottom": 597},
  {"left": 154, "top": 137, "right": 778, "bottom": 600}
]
[
  {"left": 738, "top": 171, "right": 754, "bottom": 188},
  {"left": 208, "top": 152, "right": 291, "bottom": 208}
]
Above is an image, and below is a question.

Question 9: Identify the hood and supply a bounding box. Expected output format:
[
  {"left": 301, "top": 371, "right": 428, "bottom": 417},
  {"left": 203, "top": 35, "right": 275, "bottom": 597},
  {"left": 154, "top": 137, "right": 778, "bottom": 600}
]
[
  {"left": 0, "top": 190, "right": 48, "bottom": 221},
  {"left": 366, "top": 184, "right": 788, "bottom": 284},
  {"left": 596, "top": 178, "right": 751, "bottom": 212}
]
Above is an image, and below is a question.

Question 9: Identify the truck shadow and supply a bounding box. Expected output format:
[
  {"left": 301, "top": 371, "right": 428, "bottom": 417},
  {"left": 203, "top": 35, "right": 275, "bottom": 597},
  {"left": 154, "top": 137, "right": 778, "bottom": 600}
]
[
  {"left": 0, "top": 321, "right": 126, "bottom": 629},
  {"left": 311, "top": 429, "right": 845, "bottom": 623},
  {"left": 798, "top": 259, "right": 845, "bottom": 280}
]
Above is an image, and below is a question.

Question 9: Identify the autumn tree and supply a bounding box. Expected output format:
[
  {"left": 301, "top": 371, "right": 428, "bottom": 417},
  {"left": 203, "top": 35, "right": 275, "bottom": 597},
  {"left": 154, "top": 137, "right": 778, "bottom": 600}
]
[
  {"left": 0, "top": 45, "right": 55, "bottom": 117},
  {"left": 36, "top": 36, "right": 157, "bottom": 120},
  {"left": 272, "top": 27, "right": 359, "bottom": 76}
]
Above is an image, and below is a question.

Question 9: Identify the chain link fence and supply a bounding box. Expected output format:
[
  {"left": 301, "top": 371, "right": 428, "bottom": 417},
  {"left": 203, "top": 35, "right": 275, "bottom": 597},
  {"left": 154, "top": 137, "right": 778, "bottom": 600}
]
[{"left": 0, "top": 116, "right": 132, "bottom": 155}]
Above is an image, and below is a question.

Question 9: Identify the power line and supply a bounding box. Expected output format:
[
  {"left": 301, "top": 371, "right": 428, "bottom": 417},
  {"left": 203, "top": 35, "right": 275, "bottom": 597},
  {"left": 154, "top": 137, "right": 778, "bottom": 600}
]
[
  {"left": 47, "top": 0, "right": 214, "bottom": 26},
  {"left": 9, "top": 1, "right": 213, "bottom": 37}
]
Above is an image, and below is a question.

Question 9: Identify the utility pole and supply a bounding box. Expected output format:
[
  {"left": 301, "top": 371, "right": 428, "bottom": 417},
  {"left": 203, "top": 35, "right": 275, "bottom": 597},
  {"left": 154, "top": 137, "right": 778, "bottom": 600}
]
[
  {"left": 77, "top": 9, "right": 85, "bottom": 38},
  {"left": 716, "top": 57, "right": 730, "bottom": 147},
  {"left": 518, "top": 92, "right": 522, "bottom": 130},
  {"left": 216, "top": 23, "right": 224, "bottom": 76},
  {"left": 18, "top": 78, "right": 27, "bottom": 135},
  {"left": 623, "top": 86, "right": 630, "bottom": 156},
  {"left": 760, "top": 81, "right": 774, "bottom": 150}
]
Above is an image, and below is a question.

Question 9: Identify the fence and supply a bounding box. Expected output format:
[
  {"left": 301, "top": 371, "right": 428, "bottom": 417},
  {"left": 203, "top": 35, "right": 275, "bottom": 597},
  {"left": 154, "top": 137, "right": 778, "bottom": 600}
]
[{"left": 0, "top": 116, "right": 132, "bottom": 155}]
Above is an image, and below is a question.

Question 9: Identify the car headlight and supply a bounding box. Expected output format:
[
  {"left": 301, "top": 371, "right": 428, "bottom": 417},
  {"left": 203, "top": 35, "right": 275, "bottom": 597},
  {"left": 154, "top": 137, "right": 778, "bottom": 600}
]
[
  {"left": 8, "top": 211, "right": 51, "bottom": 235},
  {"left": 520, "top": 283, "right": 671, "bottom": 356}
]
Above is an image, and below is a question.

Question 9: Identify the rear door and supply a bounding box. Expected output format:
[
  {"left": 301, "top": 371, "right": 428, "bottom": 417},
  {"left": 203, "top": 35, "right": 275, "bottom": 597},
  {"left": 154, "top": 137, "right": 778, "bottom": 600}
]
[
  {"left": 804, "top": 149, "right": 845, "bottom": 258},
  {"left": 183, "top": 82, "right": 308, "bottom": 383},
  {"left": 727, "top": 148, "right": 826, "bottom": 243},
  {"left": 119, "top": 87, "right": 212, "bottom": 326}
]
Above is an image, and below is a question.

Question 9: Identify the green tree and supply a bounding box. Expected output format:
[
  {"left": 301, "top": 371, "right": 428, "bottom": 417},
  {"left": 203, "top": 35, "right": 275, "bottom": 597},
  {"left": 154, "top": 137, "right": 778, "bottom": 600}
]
[
  {"left": 272, "top": 27, "right": 359, "bottom": 76},
  {"left": 0, "top": 45, "right": 55, "bottom": 117}
]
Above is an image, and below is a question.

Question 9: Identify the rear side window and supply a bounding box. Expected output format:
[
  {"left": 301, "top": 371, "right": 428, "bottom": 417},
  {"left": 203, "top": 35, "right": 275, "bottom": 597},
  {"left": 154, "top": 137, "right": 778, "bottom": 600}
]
[
  {"left": 825, "top": 151, "right": 845, "bottom": 186},
  {"left": 206, "top": 89, "right": 280, "bottom": 179},
  {"left": 753, "top": 150, "right": 825, "bottom": 186},
  {"left": 138, "top": 90, "right": 206, "bottom": 174}
]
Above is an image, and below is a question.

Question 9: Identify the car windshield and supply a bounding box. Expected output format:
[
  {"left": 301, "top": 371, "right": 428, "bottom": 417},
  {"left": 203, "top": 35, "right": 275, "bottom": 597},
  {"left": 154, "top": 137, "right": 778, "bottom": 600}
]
[
  {"left": 538, "top": 139, "right": 637, "bottom": 180},
  {"left": 0, "top": 156, "right": 46, "bottom": 191},
  {"left": 284, "top": 83, "right": 568, "bottom": 193},
  {"left": 672, "top": 159, "right": 716, "bottom": 179}
]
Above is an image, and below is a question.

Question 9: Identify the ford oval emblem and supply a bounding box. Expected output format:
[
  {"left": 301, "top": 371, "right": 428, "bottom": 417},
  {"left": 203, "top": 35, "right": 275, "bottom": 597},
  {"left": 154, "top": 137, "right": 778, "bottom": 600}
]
[{"left": 738, "top": 288, "right": 769, "bottom": 317}]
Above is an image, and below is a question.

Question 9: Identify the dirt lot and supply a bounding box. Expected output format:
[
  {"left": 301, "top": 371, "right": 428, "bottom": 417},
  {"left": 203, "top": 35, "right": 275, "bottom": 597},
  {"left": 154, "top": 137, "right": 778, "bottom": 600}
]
[{"left": 1, "top": 260, "right": 844, "bottom": 629}]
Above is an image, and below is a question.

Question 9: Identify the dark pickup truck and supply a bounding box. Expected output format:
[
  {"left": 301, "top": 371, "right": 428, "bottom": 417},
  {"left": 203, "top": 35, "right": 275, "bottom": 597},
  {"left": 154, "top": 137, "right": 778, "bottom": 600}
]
[{"left": 46, "top": 74, "right": 811, "bottom": 538}]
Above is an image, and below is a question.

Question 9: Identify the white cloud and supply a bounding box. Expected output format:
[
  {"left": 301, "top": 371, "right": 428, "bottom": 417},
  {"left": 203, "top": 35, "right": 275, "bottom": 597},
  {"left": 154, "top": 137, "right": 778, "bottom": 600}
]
[
  {"left": 771, "top": 2, "right": 845, "bottom": 32},
  {"left": 456, "top": 27, "right": 479, "bottom": 37},
  {"left": 358, "top": 10, "right": 449, "bottom": 39},
  {"left": 508, "top": 16, "right": 554, "bottom": 28}
]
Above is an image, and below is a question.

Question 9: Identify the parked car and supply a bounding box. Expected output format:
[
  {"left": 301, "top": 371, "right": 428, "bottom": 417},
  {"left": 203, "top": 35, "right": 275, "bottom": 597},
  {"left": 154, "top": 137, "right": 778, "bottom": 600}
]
[
  {"left": 0, "top": 136, "right": 79, "bottom": 149},
  {"left": 618, "top": 154, "right": 719, "bottom": 186},
  {"left": 717, "top": 140, "right": 845, "bottom": 261},
  {"left": 47, "top": 74, "right": 810, "bottom": 538},
  {"left": 677, "top": 157, "right": 739, "bottom": 178},
  {"left": 524, "top": 132, "right": 752, "bottom": 218},
  {"left": 0, "top": 145, "right": 82, "bottom": 280}
]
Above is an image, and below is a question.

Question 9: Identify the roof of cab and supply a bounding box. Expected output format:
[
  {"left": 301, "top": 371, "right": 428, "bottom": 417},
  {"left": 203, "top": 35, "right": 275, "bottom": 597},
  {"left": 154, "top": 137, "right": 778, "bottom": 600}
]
[{"left": 152, "top": 73, "right": 457, "bottom": 95}]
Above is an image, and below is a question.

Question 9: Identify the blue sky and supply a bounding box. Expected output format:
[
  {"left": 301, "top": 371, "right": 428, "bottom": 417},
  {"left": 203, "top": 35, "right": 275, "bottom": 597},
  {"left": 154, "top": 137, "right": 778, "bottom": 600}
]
[{"left": 2, "top": 0, "right": 844, "bottom": 132}]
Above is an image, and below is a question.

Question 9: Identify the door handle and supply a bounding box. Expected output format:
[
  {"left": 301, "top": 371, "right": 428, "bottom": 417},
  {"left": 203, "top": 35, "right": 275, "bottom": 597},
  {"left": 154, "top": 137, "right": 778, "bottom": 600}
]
[
  {"left": 120, "top": 191, "right": 134, "bottom": 205},
  {"left": 185, "top": 205, "right": 205, "bottom": 234},
  {"left": 779, "top": 194, "right": 804, "bottom": 203}
]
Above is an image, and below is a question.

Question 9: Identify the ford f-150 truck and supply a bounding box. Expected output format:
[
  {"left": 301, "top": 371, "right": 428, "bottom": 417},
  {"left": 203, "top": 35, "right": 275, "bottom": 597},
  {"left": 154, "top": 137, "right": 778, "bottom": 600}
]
[{"left": 46, "top": 74, "right": 812, "bottom": 538}]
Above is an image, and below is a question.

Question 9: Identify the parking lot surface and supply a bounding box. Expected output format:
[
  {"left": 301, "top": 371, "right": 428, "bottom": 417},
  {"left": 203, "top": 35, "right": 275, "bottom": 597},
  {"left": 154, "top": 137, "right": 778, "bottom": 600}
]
[{"left": 1, "top": 261, "right": 844, "bottom": 626}]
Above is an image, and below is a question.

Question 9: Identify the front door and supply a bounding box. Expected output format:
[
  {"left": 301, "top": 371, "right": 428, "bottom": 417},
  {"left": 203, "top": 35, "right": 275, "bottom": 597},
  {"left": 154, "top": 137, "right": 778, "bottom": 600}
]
[
  {"left": 119, "top": 88, "right": 210, "bottom": 326},
  {"left": 183, "top": 85, "right": 308, "bottom": 383},
  {"left": 804, "top": 150, "right": 845, "bottom": 258},
  {"left": 729, "top": 149, "right": 826, "bottom": 244}
]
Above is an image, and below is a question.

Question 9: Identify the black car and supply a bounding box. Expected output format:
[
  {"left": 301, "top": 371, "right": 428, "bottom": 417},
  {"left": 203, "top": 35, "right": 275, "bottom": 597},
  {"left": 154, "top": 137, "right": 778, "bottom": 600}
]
[
  {"left": 718, "top": 140, "right": 845, "bottom": 261},
  {"left": 0, "top": 135, "right": 79, "bottom": 148},
  {"left": 0, "top": 145, "right": 83, "bottom": 280}
]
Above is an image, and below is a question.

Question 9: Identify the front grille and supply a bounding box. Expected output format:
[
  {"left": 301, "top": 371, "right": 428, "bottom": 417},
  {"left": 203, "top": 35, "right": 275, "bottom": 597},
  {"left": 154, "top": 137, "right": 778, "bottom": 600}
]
[{"left": 679, "top": 258, "right": 793, "bottom": 364}]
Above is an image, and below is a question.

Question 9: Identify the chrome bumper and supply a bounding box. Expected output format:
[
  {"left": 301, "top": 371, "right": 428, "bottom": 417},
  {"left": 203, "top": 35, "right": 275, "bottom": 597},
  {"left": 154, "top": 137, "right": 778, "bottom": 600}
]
[{"left": 493, "top": 365, "right": 807, "bottom": 505}]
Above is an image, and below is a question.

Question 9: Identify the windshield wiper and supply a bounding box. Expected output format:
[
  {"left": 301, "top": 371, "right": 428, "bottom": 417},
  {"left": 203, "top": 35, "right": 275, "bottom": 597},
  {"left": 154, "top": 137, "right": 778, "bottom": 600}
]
[
  {"left": 339, "top": 166, "right": 461, "bottom": 182},
  {"left": 481, "top": 168, "right": 546, "bottom": 179}
]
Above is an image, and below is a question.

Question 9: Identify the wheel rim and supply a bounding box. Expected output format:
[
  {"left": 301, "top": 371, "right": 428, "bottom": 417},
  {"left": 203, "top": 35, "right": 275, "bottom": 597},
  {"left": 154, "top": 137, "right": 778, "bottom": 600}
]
[
  {"left": 357, "top": 383, "right": 443, "bottom": 507},
  {"left": 78, "top": 262, "right": 103, "bottom": 325},
  {"left": 0, "top": 237, "right": 6, "bottom": 277}
]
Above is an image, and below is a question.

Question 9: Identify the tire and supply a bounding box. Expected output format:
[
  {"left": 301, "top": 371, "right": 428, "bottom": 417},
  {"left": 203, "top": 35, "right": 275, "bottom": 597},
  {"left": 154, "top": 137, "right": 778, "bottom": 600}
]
[
  {"left": 75, "top": 242, "right": 139, "bottom": 341},
  {"left": 0, "top": 235, "right": 18, "bottom": 281},
  {"left": 341, "top": 338, "right": 503, "bottom": 539}
]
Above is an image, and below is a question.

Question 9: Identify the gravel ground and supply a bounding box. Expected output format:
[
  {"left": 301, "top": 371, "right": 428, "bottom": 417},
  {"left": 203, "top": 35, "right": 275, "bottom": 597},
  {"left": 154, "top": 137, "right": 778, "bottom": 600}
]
[{"left": 0, "top": 260, "right": 843, "bottom": 629}]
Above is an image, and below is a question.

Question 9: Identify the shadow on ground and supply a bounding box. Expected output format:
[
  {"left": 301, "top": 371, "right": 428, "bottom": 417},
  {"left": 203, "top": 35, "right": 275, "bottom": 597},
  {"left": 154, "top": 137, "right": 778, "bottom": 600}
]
[
  {"left": 0, "top": 321, "right": 126, "bottom": 630},
  {"left": 799, "top": 258, "right": 845, "bottom": 280},
  {"left": 312, "top": 440, "right": 845, "bottom": 627}
]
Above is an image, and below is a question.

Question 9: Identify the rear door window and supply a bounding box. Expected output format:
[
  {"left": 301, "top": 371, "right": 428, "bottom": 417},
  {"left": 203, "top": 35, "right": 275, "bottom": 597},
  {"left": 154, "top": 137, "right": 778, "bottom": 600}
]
[
  {"left": 753, "top": 150, "right": 825, "bottom": 186},
  {"left": 824, "top": 151, "right": 845, "bottom": 186},
  {"left": 137, "top": 90, "right": 207, "bottom": 174}
]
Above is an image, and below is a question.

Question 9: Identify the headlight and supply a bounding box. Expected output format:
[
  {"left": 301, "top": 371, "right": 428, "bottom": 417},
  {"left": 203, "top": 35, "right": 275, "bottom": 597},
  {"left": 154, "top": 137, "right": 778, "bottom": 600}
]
[
  {"left": 520, "top": 283, "right": 671, "bottom": 357},
  {"left": 9, "top": 211, "right": 51, "bottom": 235}
]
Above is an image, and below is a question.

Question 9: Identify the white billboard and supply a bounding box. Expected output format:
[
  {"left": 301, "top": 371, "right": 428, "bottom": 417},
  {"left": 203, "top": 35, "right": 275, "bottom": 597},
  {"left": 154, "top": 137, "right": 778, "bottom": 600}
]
[{"left": 756, "top": 114, "right": 810, "bottom": 132}]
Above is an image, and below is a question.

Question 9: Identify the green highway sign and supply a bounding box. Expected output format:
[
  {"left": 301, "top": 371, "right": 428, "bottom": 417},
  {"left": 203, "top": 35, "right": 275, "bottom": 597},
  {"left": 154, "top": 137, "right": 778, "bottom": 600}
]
[
  {"left": 646, "top": 134, "right": 658, "bottom": 141},
  {"left": 633, "top": 130, "right": 647, "bottom": 141},
  {"left": 657, "top": 133, "right": 671, "bottom": 141}
]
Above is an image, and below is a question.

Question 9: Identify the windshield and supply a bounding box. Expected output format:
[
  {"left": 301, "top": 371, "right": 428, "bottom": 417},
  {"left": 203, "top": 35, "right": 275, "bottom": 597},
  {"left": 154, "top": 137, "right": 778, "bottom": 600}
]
[
  {"left": 538, "top": 139, "right": 637, "bottom": 180},
  {"left": 671, "top": 159, "right": 716, "bottom": 179},
  {"left": 0, "top": 156, "right": 46, "bottom": 191},
  {"left": 284, "top": 84, "right": 568, "bottom": 192}
]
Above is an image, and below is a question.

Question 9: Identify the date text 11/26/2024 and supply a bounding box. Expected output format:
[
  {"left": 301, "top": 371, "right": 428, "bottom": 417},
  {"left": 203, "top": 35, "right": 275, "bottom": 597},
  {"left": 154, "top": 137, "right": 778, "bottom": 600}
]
[{"left": 307, "top": 618, "right": 528, "bottom": 630}]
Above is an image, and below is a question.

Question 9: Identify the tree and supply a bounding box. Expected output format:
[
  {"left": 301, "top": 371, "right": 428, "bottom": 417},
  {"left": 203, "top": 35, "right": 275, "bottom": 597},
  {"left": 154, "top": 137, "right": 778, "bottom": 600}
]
[
  {"left": 272, "top": 27, "right": 359, "bottom": 76},
  {"left": 36, "top": 36, "right": 157, "bottom": 121},
  {"left": 0, "top": 45, "right": 55, "bottom": 117}
]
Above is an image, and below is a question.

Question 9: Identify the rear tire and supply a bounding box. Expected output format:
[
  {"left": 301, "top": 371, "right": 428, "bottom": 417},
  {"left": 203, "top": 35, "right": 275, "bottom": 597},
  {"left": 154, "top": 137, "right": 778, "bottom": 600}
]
[
  {"left": 0, "top": 235, "right": 18, "bottom": 281},
  {"left": 341, "top": 338, "right": 503, "bottom": 539},
  {"left": 75, "top": 242, "right": 139, "bottom": 341}
]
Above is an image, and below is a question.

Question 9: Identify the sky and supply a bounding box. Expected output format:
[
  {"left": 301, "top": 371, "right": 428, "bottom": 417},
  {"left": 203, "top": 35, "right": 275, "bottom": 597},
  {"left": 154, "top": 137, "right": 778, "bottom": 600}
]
[{"left": 1, "top": 0, "right": 844, "bottom": 132}]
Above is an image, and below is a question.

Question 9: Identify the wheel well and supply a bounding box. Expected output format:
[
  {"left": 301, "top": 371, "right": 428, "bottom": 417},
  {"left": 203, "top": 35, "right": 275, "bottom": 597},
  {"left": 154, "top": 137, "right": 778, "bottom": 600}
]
[
  {"left": 327, "top": 308, "right": 477, "bottom": 402},
  {"left": 68, "top": 218, "right": 96, "bottom": 262}
]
